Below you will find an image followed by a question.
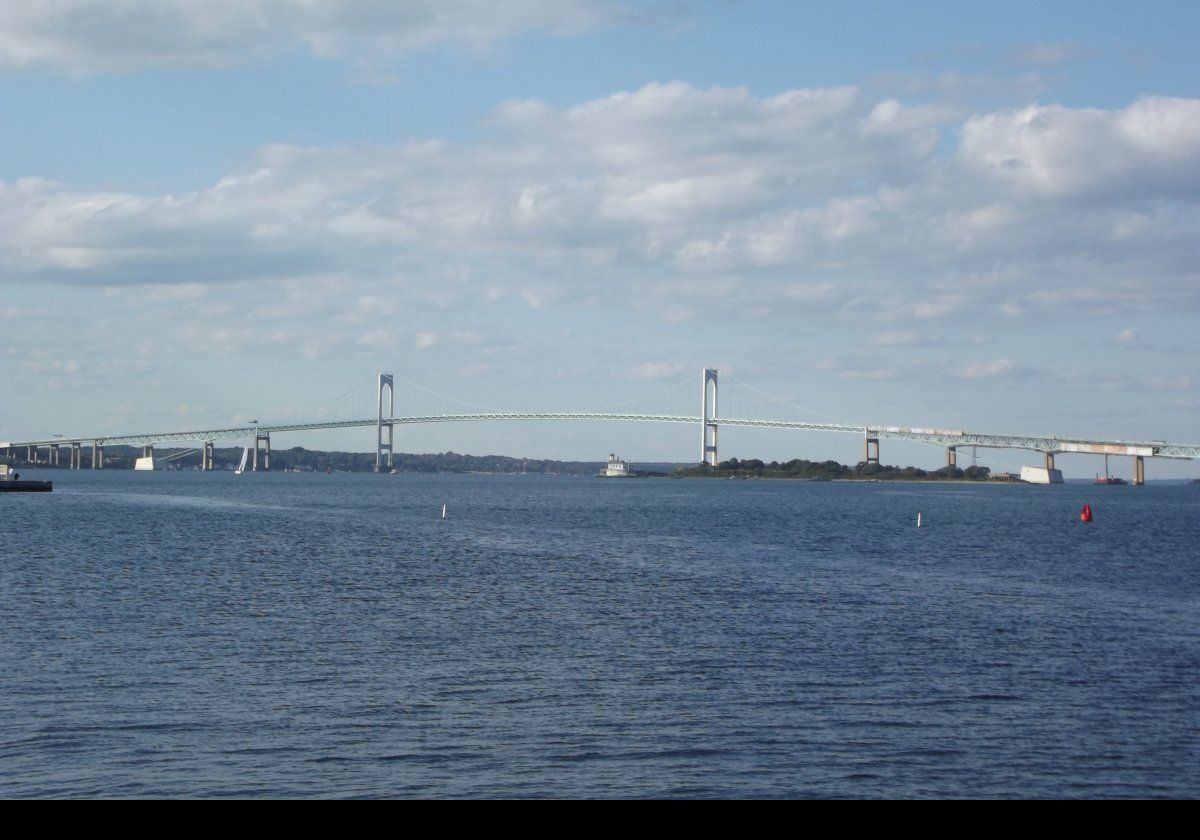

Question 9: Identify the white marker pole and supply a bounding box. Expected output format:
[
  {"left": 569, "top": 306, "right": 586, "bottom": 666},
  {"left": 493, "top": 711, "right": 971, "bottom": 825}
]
[
  {"left": 441, "top": 503, "right": 447, "bottom": 521},
  {"left": 917, "top": 512, "right": 922, "bottom": 528}
]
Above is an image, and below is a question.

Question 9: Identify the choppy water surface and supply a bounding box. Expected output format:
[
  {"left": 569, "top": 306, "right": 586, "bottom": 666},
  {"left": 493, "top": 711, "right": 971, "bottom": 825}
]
[{"left": 2, "top": 471, "right": 1197, "bottom": 798}]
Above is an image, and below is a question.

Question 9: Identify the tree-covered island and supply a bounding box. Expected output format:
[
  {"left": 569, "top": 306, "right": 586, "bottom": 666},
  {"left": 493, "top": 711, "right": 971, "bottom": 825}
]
[{"left": 674, "top": 458, "right": 992, "bottom": 481}]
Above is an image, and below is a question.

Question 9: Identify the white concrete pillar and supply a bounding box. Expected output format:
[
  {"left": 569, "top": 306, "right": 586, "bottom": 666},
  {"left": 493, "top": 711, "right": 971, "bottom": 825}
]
[
  {"left": 376, "top": 373, "right": 395, "bottom": 473},
  {"left": 701, "top": 368, "right": 718, "bottom": 466}
]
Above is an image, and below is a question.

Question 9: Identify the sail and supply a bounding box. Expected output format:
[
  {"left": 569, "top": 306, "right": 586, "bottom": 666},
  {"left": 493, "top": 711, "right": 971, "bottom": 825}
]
[{"left": 235, "top": 447, "right": 250, "bottom": 475}]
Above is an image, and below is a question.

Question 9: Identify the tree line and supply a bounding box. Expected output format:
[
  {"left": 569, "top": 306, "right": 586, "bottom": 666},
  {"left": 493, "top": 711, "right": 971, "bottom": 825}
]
[
  {"left": 675, "top": 457, "right": 992, "bottom": 481},
  {"left": 74, "top": 446, "right": 605, "bottom": 474}
]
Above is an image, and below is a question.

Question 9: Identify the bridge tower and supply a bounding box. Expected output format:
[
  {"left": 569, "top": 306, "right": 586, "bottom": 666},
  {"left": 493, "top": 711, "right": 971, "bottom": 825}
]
[
  {"left": 701, "top": 369, "right": 718, "bottom": 467},
  {"left": 376, "top": 373, "right": 395, "bottom": 473},
  {"left": 864, "top": 436, "right": 880, "bottom": 465}
]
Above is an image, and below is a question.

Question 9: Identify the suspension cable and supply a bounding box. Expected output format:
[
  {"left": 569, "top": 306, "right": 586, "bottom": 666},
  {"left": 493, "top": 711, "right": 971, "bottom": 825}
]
[{"left": 727, "top": 375, "right": 847, "bottom": 423}]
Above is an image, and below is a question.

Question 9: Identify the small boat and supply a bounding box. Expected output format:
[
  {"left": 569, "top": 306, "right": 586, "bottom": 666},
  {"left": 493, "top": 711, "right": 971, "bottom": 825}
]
[
  {"left": 0, "top": 463, "right": 52, "bottom": 492},
  {"left": 1094, "top": 455, "right": 1127, "bottom": 486},
  {"left": 234, "top": 447, "right": 250, "bottom": 475}
]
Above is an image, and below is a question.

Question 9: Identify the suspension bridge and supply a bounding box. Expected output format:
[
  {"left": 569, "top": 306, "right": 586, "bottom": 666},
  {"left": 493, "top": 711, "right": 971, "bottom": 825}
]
[{"left": 4, "top": 370, "right": 1198, "bottom": 484}]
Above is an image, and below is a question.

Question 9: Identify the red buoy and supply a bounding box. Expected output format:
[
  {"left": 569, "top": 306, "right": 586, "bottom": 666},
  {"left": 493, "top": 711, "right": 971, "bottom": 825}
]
[{"left": 1080, "top": 503, "right": 1093, "bottom": 523}]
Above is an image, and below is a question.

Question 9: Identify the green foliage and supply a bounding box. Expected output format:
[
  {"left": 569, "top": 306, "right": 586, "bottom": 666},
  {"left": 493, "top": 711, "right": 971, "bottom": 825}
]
[
  {"left": 676, "top": 455, "right": 992, "bottom": 481},
  {"left": 91, "top": 445, "right": 604, "bottom": 474}
]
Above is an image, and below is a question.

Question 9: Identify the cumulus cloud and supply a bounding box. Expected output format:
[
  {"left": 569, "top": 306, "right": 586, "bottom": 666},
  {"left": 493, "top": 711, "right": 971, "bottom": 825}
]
[
  {"left": 959, "top": 97, "right": 1200, "bottom": 198},
  {"left": 1, "top": 84, "right": 1197, "bottom": 339},
  {"left": 0, "top": 0, "right": 624, "bottom": 74}
]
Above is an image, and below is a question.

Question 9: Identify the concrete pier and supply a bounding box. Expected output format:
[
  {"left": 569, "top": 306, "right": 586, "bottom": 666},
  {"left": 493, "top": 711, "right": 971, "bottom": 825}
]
[
  {"left": 133, "top": 445, "right": 155, "bottom": 470},
  {"left": 202, "top": 442, "right": 214, "bottom": 471},
  {"left": 947, "top": 446, "right": 957, "bottom": 467},
  {"left": 91, "top": 441, "right": 103, "bottom": 469},
  {"left": 864, "top": 436, "right": 880, "bottom": 465},
  {"left": 1134, "top": 455, "right": 1145, "bottom": 486},
  {"left": 253, "top": 433, "right": 270, "bottom": 471}
]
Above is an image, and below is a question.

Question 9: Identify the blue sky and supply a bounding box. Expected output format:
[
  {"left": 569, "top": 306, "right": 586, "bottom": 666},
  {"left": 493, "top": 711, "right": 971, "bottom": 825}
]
[{"left": 2, "top": 1, "right": 1198, "bottom": 477}]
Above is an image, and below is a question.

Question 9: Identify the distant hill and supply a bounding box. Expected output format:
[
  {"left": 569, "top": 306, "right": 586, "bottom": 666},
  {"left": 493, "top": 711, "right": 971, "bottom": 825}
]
[{"left": 39, "top": 445, "right": 681, "bottom": 475}]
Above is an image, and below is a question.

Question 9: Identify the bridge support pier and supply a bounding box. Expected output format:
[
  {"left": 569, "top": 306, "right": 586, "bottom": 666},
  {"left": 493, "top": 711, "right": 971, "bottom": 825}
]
[
  {"left": 27, "top": 445, "right": 34, "bottom": 464},
  {"left": 701, "top": 369, "right": 718, "bottom": 467},
  {"left": 864, "top": 436, "right": 880, "bottom": 465},
  {"left": 202, "top": 442, "right": 214, "bottom": 471},
  {"left": 92, "top": 442, "right": 103, "bottom": 469},
  {"left": 50, "top": 444, "right": 60, "bottom": 466},
  {"left": 1133, "top": 455, "right": 1145, "bottom": 486},
  {"left": 1043, "top": 452, "right": 1055, "bottom": 472},
  {"left": 376, "top": 373, "right": 395, "bottom": 473},
  {"left": 947, "top": 446, "right": 957, "bottom": 468},
  {"left": 253, "top": 433, "right": 270, "bottom": 472},
  {"left": 70, "top": 442, "right": 81, "bottom": 470}
]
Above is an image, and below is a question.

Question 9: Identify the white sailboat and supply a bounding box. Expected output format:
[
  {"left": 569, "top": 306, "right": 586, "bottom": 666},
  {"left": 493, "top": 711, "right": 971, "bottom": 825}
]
[{"left": 234, "top": 447, "right": 250, "bottom": 475}]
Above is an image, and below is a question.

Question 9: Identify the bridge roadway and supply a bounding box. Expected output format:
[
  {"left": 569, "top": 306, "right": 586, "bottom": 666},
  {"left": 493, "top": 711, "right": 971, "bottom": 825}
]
[{"left": 5, "top": 412, "right": 1200, "bottom": 460}]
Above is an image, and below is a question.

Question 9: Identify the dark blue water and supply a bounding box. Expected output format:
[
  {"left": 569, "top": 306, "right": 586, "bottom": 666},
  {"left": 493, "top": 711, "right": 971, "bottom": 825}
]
[{"left": 2, "top": 471, "right": 1197, "bottom": 798}]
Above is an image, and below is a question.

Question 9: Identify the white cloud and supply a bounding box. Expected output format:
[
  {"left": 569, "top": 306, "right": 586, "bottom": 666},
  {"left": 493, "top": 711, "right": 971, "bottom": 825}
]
[
  {"left": 0, "top": 85, "right": 1197, "bottom": 340},
  {"left": 356, "top": 330, "right": 397, "bottom": 350},
  {"left": 0, "top": 0, "right": 624, "bottom": 74},
  {"left": 1011, "top": 41, "right": 1084, "bottom": 68},
  {"left": 866, "top": 330, "right": 929, "bottom": 348},
  {"left": 959, "top": 97, "right": 1200, "bottom": 198},
  {"left": 1148, "top": 374, "right": 1194, "bottom": 392},
  {"left": 630, "top": 361, "right": 685, "bottom": 381},
  {"left": 960, "top": 359, "right": 1015, "bottom": 380},
  {"left": 21, "top": 356, "right": 81, "bottom": 376}
]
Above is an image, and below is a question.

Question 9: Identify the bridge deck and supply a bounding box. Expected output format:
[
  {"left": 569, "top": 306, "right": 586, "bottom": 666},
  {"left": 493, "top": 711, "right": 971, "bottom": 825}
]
[{"left": 5, "top": 413, "right": 1198, "bottom": 459}]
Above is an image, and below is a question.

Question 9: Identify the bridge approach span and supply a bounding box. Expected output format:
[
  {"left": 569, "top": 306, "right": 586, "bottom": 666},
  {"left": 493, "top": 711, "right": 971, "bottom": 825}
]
[{"left": 7, "top": 412, "right": 1198, "bottom": 459}]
